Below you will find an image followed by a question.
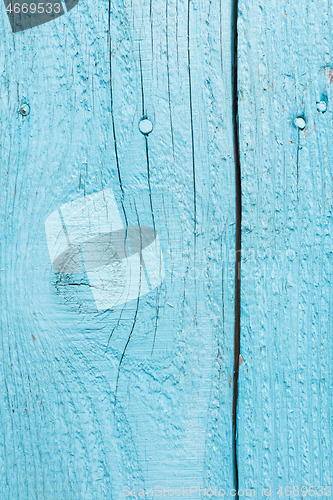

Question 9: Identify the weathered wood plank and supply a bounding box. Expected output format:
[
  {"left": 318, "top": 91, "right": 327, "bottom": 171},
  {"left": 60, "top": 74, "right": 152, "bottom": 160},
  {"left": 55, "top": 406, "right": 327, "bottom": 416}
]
[
  {"left": 0, "top": 0, "right": 236, "bottom": 497},
  {"left": 238, "top": 0, "right": 332, "bottom": 494}
]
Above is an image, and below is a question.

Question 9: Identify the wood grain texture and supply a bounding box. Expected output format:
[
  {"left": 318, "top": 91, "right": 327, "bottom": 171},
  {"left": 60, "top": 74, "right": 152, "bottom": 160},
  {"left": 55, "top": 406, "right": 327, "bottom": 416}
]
[
  {"left": 0, "top": 0, "right": 236, "bottom": 497},
  {"left": 237, "top": 0, "right": 332, "bottom": 494}
]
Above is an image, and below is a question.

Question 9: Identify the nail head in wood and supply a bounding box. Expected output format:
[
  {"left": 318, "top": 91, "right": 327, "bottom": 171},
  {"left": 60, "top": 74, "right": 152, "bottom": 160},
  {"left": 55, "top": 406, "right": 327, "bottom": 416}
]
[
  {"left": 139, "top": 118, "right": 153, "bottom": 135},
  {"left": 19, "top": 103, "right": 30, "bottom": 116},
  {"left": 316, "top": 101, "right": 327, "bottom": 113},
  {"left": 294, "top": 116, "right": 306, "bottom": 130}
]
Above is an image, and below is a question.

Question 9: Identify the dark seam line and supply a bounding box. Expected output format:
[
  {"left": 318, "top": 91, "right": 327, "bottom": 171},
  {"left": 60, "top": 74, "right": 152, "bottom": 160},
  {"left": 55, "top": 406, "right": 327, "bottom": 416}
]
[
  {"left": 108, "top": 0, "right": 128, "bottom": 227},
  {"left": 187, "top": 0, "right": 197, "bottom": 248},
  {"left": 232, "top": 0, "right": 241, "bottom": 497},
  {"left": 139, "top": 42, "right": 146, "bottom": 117},
  {"left": 296, "top": 130, "right": 300, "bottom": 201},
  {"left": 114, "top": 204, "right": 143, "bottom": 410}
]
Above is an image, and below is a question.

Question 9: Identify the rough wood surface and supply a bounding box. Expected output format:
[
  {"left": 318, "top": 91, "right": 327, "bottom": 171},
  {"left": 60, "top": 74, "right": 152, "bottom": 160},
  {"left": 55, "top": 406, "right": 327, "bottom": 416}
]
[
  {"left": 237, "top": 0, "right": 332, "bottom": 494},
  {"left": 0, "top": 0, "right": 236, "bottom": 497}
]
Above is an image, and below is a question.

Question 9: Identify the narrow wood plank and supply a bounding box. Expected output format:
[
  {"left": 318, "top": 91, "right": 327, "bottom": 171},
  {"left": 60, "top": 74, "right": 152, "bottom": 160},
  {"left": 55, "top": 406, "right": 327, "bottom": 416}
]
[
  {"left": 0, "top": 0, "right": 236, "bottom": 496},
  {"left": 238, "top": 0, "right": 332, "bottom": 494}
]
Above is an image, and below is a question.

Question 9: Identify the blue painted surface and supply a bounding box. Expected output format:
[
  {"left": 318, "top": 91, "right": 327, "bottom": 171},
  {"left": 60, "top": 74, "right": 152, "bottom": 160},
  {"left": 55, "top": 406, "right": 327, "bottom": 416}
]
[
  {"left": 238, "top": 0, "right": 332, "bottom": 495},
  {"left": 0, "top": 0, "right": 332, "bottom": 497},
  {"left": 0, "top": 0, "right": 236, "bottom": 497}
]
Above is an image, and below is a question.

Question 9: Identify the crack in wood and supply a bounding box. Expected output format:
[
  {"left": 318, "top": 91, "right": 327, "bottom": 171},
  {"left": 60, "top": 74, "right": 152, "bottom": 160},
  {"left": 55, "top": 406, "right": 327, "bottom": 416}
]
[{"left": 232, "top": 0, "right": 242, "bottom": 496}]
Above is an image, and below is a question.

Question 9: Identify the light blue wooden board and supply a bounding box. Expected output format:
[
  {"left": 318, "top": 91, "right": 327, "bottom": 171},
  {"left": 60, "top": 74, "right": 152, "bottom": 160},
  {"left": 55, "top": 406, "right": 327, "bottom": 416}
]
[
  {"left": 237, "top": 0, "right": 332, "bottom": 495},
  {"left": 0, "top": 0, "right": 236, "bottom": 497}
]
